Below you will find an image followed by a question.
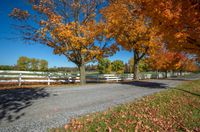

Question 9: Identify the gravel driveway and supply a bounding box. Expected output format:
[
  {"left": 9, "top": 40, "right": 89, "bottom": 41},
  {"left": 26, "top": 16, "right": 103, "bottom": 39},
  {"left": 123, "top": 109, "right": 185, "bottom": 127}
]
[{"left": 0, "top": 76, "right": 198, "bottom": 132}]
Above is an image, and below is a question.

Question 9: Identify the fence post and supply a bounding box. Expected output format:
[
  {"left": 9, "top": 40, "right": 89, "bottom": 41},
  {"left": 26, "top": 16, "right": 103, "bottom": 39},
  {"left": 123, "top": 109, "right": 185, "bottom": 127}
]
[
  {"left": 18, "top": 73, "right": 22, "bottom": 86},
  {"left": 48, "top": 73, "right": 50, "bottom": 85},
  {"left": 96, "top": 74, "right": 99, "bottom": 82}
]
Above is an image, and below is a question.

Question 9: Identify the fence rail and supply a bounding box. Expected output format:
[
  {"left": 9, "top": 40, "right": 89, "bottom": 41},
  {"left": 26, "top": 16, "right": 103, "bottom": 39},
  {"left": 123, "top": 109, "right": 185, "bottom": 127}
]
[{"left": 0, "top": 70, "right": 190, "bottom": 86}]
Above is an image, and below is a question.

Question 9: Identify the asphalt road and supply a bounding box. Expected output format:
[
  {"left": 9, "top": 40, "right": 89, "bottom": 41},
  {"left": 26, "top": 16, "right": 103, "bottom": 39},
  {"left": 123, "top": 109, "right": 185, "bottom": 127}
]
[{"left": 0, "top": 76, "right": 199, "bottom": 132}]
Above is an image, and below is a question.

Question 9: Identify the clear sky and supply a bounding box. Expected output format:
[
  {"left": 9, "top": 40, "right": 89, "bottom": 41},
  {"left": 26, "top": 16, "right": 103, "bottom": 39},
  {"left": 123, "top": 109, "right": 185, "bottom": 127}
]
[{"left": 0, "top": 0, "right": 133, "bottom": 68}]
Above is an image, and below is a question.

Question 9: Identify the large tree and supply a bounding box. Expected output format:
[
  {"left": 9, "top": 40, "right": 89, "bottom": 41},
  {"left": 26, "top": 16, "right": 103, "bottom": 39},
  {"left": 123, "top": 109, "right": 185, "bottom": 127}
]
[
  {"left": 102, "top": 0, "right": 161, "bottom": 79},
  {"left": 10, "top": 0, "right": 117, "bottom": 85}
]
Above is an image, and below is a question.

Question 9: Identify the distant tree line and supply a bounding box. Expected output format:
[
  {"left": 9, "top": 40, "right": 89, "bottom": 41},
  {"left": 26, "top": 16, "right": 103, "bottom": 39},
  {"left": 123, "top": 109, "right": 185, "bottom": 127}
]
[
  {"left": 0, "top": 56, "right": 98, "bottom": 72},
  {"left": 48, "top": 64, "right": 97, "bottom": 73},
  {"left": 0, "top": 65, "right": 17, "bottom": 70},
  {"left": 48, "top": 67, "right": 78, "bottom": 72},
  {"left": 85, "top": 64, "right": 98, "bottom": 72},
  {"left": 17, "top": 56, "right": 48, "bottom": 71}
]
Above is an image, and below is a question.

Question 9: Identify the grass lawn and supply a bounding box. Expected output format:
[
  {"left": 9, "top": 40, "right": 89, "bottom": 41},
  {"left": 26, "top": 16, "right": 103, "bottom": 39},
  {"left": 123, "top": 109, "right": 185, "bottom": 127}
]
[{"left": 50, "top": 80, "right": 200, "bottom": 131}]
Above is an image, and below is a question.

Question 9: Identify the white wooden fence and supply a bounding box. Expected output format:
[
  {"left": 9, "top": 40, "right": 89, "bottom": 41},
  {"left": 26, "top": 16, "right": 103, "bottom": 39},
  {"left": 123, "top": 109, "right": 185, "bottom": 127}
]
[{"left": 0, "top": 70, "right": 190, "bottom": 86}]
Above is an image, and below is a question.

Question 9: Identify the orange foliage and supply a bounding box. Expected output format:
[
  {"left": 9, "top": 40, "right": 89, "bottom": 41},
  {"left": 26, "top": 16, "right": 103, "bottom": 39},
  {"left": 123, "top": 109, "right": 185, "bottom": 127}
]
[
  {"left": 147, "top": 45, "right": 199, "bottom": 72},
  {"left": 135, "top": 0, "right": 200, "bottom": 56},
  {"left": 10, "top": 0, "right": 118, "bottom": 66}
]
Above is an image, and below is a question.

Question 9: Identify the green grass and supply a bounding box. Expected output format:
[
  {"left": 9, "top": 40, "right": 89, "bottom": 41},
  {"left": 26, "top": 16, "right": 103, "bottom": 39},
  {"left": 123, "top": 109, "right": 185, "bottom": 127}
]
[{"left": 50, "top": 80, "right": 200, "bottom": 131}]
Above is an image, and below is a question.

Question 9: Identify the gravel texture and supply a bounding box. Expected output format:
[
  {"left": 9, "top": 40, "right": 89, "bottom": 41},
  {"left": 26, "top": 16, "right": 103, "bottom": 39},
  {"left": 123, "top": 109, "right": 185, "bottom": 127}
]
[{"left": 0, "top": 75, "right": 199, "bottom": 132}]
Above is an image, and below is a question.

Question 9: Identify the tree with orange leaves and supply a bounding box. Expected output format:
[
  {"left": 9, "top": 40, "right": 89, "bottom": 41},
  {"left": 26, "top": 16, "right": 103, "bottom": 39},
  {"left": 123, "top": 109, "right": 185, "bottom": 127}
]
[
  {"left": 102, "top": 0, "right": 161, "bottom": 80},
  {"left": 10, "top": 0, "right": 118, "bottom": 85},
  {"left": 133, "top": 0, "right": 200, "bottom": 57}
]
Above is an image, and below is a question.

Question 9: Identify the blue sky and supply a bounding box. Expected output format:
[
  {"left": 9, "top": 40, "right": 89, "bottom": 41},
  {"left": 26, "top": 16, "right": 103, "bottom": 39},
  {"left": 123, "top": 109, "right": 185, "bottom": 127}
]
[{"left": 0, "top": 0, "right": 133, "bottom": 68}]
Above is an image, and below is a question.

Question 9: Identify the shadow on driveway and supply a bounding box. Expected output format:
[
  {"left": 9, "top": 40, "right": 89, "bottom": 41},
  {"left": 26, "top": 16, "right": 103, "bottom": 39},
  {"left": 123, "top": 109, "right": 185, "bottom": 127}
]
[
  {"left": 121, "top": 81, "right": 168, "bottom": 89},
  {"left": 0, "top": 88, "right": 49, "bottom": 123}
]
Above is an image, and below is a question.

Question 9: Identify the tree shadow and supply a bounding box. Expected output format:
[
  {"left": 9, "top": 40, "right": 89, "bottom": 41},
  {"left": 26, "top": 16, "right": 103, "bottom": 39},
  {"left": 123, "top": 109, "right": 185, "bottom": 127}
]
[
  {"left": 0, "top": 88, "right": 49, "bottom": 123},
  {"left": 175, "top": 88, "right": 200, "bottom": 97},
  {"left": 121, "top": 81, "right": 168, "bottom": 89}
]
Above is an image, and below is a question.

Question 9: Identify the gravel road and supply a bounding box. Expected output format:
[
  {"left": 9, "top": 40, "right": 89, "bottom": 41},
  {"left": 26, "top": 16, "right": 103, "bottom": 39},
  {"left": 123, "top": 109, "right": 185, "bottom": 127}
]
[{"left": 0, "top": 75, "right": 199, "bottom": 132}]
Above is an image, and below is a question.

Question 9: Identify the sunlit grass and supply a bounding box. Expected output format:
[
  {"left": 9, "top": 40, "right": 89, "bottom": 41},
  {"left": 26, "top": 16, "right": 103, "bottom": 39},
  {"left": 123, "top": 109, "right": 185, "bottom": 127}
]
[{"left": 50, "top": 80, "right": 200, "bottom": 131}]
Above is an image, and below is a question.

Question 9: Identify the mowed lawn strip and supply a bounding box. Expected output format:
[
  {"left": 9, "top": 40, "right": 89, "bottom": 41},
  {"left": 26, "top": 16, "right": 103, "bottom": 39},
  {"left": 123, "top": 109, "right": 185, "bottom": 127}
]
[{"left": 50, "top": 80, "right": 200, "bottom": 131}]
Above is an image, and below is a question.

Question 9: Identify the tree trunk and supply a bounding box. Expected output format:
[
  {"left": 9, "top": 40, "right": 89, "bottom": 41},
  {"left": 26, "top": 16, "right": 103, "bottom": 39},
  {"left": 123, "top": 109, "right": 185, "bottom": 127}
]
[
  {"left": 165, "top": 71, "right": 168, "bottom": 78},
  {"left": 133, "top": 52, "right": 139, "bottom": 80},
  {"left": 133, "top": 61, "right": 139, "bottom": 80},
  {"left": 79, "top": 64, "right": 86, "bottom": 85}
]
